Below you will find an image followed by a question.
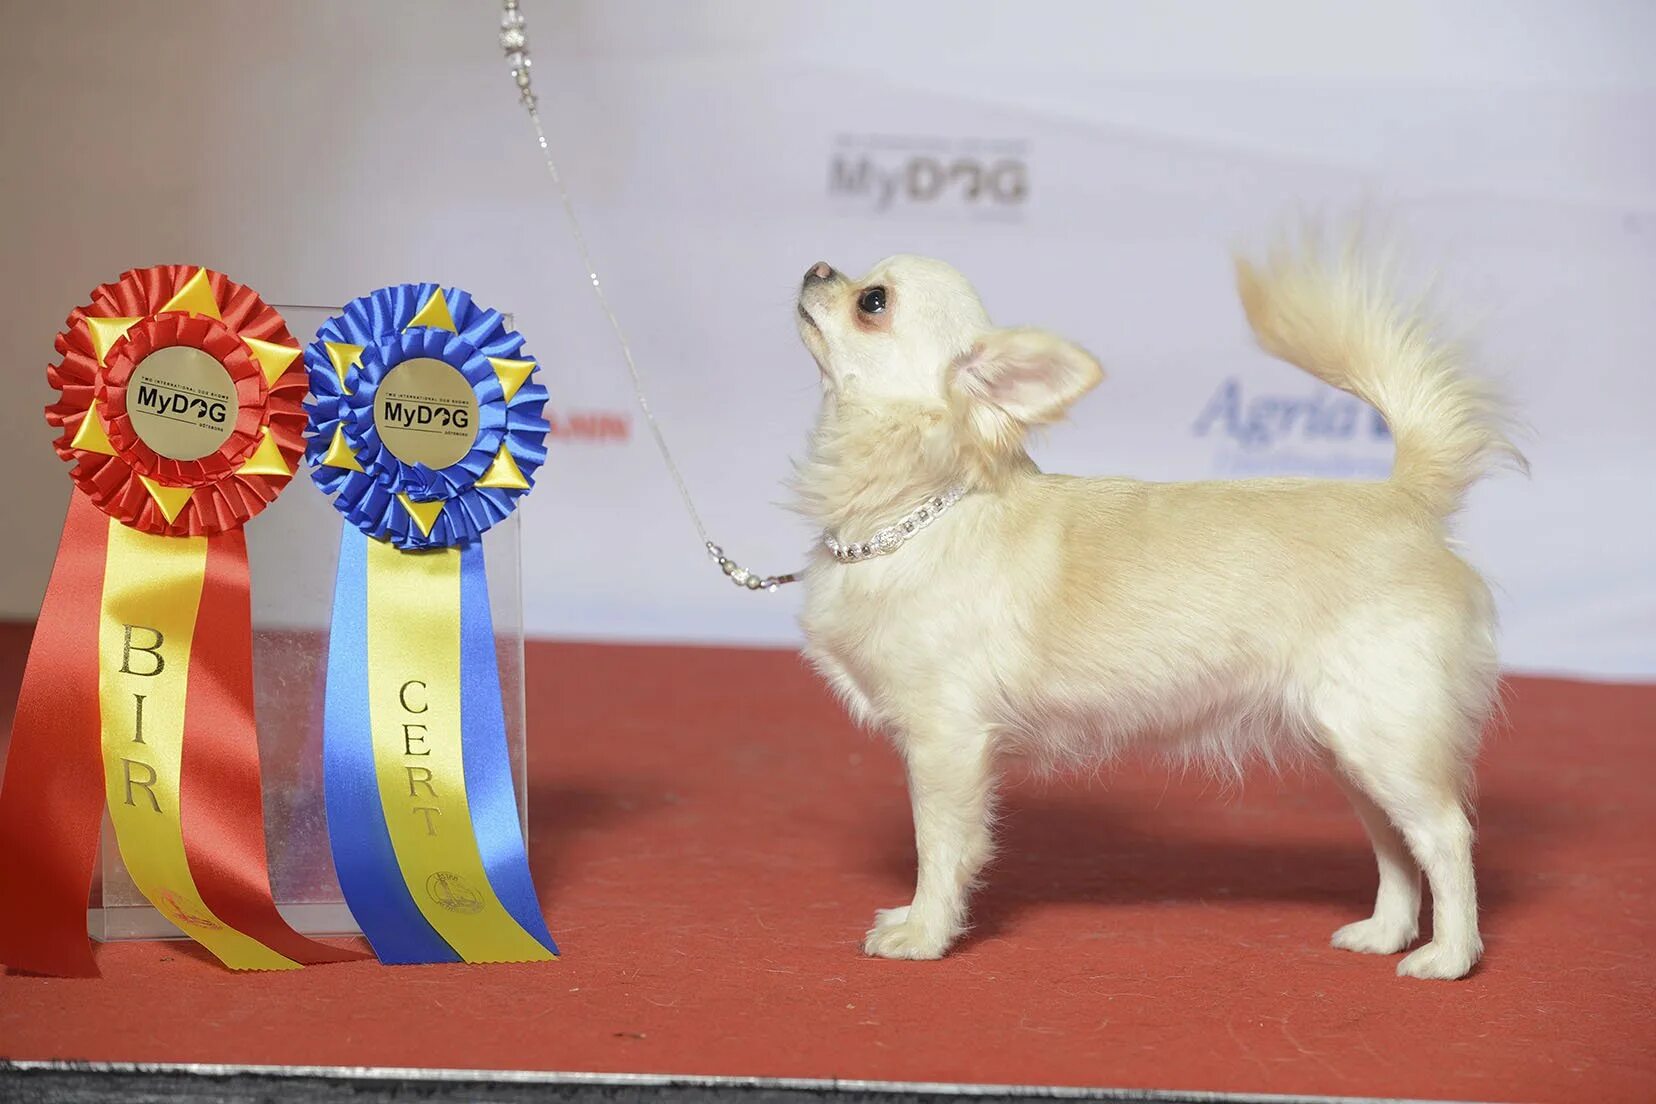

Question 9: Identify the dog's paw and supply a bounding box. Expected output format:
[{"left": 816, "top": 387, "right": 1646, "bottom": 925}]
[
  {"left": 1331, "top": 916, "right": 1418, "bottom": 956},
  {"left": 862, "top": 906, "right": 949, "bottom": 960},
  {"left": 1397, "top": 939, "right": 1482, "bottom": 980},
  {"left": 871, "top": 905, "right": 910, "bottom": 928}
]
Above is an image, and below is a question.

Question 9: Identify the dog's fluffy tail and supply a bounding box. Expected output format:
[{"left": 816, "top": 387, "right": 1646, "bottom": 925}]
[{"left": 1235, "top": 232, "right": 1525, "bottom": 518}]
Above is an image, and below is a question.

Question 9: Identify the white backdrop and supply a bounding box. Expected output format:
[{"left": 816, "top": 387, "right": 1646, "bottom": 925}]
[{"left": 0, "top": 1, "right": 1651, "bottom": 680}]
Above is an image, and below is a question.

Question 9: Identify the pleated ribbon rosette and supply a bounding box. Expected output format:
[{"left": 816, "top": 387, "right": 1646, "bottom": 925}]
[
  {"left": 0, "top": 266, "right": 364, "bottom": 975},
  {"left": 305, "top": 284, "right": 557, "bottom": 964}
]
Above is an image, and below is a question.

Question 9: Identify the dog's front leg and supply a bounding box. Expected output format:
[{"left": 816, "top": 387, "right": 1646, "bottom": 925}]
[{"left": 864, "top": 725, "right": 995, "bottom": 960}]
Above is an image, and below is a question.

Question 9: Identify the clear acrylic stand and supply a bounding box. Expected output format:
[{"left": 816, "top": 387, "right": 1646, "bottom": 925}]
[{"left": 88, "top": 305, "right": 529, "bottom": 942}]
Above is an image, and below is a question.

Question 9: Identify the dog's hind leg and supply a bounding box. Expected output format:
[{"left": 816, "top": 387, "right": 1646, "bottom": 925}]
[
  {"left": 1315, "top": 677, "right": 1483, "bottom": 980},
  {"left": 864, "top": 722, "right": 996, "bottom": 961},
  {"left": 1386, "top": 779, "right": 1481, "bottom": 980},
  {"left": 1329, "top": 768, "right": 1422, "bottom": 955},
  {"left": 1356, "top": 766, "right": 1481, "bottom": 980}
]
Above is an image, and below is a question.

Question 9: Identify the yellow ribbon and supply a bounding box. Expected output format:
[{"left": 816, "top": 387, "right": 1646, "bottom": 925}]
[
  {"left": 363, "top": 538, "right": 552, "bottom": 962},
  {"left": 98, "top": 521, "right": 299, "bottom": 970}
]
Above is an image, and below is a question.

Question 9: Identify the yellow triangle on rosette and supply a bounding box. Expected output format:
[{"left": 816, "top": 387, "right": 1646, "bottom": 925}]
[
  {"left": 396, "top": 493, "right": 445, "bottom": 538},
  {"left": 87, "top": 317, "right": 142, "bottom": 366},
  {"left": 158, "top": 268, "right": 221, "bottom": 320},
  {"left": 70, "top": 400, "right": 117, "bottom": 456},
  {"left": 138, "top": 476, "right": 194, "bottom": 524},
  {"left": 323, "top": 342, "right": 364, "bottom": 394},
  {"left": 405, "top": 288, "right": 457, "bottom": 333},
  {"left": 320, "top": 425, "right": 365, "bottom": 471},
  {"left": 487, "top": 357, "right": 535, "bottom": 403},
  {"left": 476, "top": 446, "right": 531, "bottom": 490},
  {"left": 244, "top": 337, "right": 300, "bottom": 387},
  {"left": 237, "top": 427, "right": 291, "bottom": 477}
]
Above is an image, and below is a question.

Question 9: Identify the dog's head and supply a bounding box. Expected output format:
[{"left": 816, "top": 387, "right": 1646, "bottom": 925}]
[{"left": 795, "top": 255, "right": 1102, "bottom": 435}]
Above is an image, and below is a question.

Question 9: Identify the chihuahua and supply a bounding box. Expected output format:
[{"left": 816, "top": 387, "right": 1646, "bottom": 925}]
[{"left": 791, "top": 235, "right": 1521, "bottom": 980}]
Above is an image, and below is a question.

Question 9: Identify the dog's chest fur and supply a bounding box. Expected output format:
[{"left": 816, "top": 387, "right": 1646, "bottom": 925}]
[{"left": 800, "top": 497, "right": 1009, "bottom": 732}]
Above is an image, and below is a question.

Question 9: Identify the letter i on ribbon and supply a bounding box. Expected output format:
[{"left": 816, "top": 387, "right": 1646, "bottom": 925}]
[
  {"left": 0, "top": 266, "right": 365, "bottom": 975},
  {"left": 304, "top": 285, "right": 556, "bottom": 964}
]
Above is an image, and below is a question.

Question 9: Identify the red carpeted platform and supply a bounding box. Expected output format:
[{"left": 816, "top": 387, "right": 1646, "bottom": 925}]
[{"left": 0, "top": 630, "right": 1652, "bottom": 1102}]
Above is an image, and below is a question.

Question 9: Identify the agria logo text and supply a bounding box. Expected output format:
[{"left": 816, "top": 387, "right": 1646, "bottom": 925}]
[
  {"left": 829, "top": 134, "right": 1028, "bottom": 219},
  {"left": 1193, "top": 376, "right": 1392, "bottom": 478}
]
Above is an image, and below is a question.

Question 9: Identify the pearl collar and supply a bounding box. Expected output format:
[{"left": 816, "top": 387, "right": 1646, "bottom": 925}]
[{"left": 823, "top": 484, "right": 970, "bottom": 564}]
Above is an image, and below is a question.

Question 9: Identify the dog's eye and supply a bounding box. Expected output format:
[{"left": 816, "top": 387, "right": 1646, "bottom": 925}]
[{"left": 857, "top": 286, "right": 887, "bottom": 315}]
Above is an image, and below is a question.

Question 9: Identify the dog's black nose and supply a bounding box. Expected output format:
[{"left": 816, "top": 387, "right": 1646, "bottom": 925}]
[{"left": 804, "top": 262, "right": 834, "bottom": 284}]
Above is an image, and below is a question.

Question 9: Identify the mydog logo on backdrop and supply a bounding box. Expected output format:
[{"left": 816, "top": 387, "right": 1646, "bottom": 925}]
[
  {"left": 829, "top": 134, "right": 1028, "bottom": 219},
  {"left": 1192, "top": 376, "right": 1393, "bottom": 478}
]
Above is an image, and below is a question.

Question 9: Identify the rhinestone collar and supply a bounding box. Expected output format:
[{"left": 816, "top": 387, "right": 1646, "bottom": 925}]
[{"left": 824, "top": 484, "right": 969, "bottom": 564}]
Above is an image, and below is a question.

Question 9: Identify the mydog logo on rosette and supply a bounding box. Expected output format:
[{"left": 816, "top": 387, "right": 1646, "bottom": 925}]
[
  {"left": 0, "top": 266, "right": 364, "bottom": 976},
  {"left": 304, "top": 284, "right": 557, "bottom": 965}
]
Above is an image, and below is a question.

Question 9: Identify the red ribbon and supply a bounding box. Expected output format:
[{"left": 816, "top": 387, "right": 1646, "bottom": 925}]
[
  {"left": 0, "top": 495, "right": 365, "bottom": 975},
  {"left": 0, "top": 494, "right": 108, "bottom": 976}
]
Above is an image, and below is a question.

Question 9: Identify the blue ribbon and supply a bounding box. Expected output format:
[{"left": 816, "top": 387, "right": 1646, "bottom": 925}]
[
  {"left": 461, "top": 542, "right": 557, "bottom": 954},
  {"left": 322, "top": 526, "right": 459, "bottom": 964}
]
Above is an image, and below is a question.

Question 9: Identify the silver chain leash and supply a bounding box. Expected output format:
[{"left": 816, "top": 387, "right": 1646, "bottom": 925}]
[{"left": 499, "top": 0, "right": 799, "bottom": 592}]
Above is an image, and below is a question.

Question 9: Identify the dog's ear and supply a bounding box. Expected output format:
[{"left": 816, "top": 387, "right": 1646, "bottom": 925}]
[{"left": 952, "top": 327, "right": 1103, "bottom": 424}]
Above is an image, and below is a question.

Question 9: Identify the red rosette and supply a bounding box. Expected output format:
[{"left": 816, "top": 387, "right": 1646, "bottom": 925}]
[{"left": 46, "top": 265, "right": 306, "bottom": 537}]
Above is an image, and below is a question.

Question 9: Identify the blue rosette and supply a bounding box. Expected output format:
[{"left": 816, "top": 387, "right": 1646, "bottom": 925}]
[
  {"left": 305, "top": 283, "right": 549, "bottom": 550},
  {"left": 302, "top": 285, "right": 557, "bottom": 966}
]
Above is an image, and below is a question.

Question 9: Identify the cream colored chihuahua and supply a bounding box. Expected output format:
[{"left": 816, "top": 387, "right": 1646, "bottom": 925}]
[{"left": 792, "top": 233, "right": 1521, "bottom": 980}]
